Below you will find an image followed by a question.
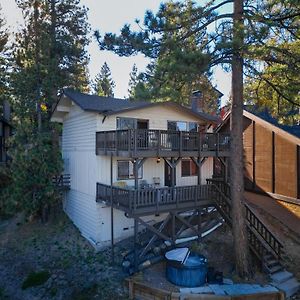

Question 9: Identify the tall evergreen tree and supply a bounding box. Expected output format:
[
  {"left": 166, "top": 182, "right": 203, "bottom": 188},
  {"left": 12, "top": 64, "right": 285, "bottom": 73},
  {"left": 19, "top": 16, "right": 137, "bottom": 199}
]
[
  {"left": 96, "top": 0, "right": 299, "bottom": 276},
  {"left": 120, "top": 1, "right": 221, "bottom": 112},
  {"left": 12, "top": 0, "right": 90, "bottom": 123},
  {"left": 93, "top": 62, "right": 115, "bottom": 97},
  {"left": 128, "top": 63, "right": 139, "bottom": 99},
  {"left": 2, "top": 0, "right": 90, "bottom": 220},
  {"left": 244, "top": 39, "right": 300, "bottom": 125},
  {"left": 0, "top": 5, "right": 9, "bottom": 113}
]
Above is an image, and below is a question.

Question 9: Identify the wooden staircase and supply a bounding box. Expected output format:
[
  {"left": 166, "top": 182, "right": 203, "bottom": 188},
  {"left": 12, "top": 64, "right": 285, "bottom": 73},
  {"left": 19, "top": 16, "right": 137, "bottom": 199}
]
[{"left": 207, "top": 178, "right": 300, "bottom": 298}]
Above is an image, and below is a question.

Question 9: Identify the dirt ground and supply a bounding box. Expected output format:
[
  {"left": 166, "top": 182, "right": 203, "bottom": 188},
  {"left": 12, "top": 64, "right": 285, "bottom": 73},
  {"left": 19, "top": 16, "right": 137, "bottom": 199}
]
[
  {"left": 0, "top": 212, "right": 128, "bottom": 300},
  {"left": 134, "top": 225, "right": 269, "bottom": 292},
  {"left": 0, "top": 197, "right": 299, "bottom": 300}
]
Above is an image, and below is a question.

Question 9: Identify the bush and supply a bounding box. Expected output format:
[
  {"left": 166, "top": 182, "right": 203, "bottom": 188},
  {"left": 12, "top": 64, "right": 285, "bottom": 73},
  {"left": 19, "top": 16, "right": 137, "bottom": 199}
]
[
  {"left": 22, "top": 270, "right": 51, "bottom": 290},
  {"left": 2, "top": 127, "right": 63, "bottom": 219}
]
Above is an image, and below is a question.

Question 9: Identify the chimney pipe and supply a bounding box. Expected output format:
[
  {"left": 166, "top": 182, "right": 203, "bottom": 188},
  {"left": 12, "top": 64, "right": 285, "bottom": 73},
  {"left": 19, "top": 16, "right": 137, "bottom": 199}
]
[{"left": 191, "top": 90, "right": 203, "bottom": 112}]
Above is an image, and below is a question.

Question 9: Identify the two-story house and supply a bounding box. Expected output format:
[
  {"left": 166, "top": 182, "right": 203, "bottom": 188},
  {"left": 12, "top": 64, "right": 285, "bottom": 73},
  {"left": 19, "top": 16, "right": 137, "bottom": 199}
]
[{"left": 51, "top": 89, "right": 230, "bottom": 249}]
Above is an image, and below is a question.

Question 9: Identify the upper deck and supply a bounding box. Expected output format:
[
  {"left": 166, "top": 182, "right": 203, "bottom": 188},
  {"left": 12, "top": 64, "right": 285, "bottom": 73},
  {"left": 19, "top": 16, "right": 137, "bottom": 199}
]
[{"left": 96, "top": 129, "right": 230, "bottom": 158}]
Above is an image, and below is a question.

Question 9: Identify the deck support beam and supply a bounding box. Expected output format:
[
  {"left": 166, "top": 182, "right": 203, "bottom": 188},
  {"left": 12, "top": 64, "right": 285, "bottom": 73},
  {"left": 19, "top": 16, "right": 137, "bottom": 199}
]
[
  {"left": 218, "top": 157, "right": 228, "bottom": 183},
  {"left": 175, "top": 213, "right": 199, "bottom": 237},
  {"left": 139, "top": 214, "right": 172, "bottom": 259},
  {"left": 134, "top": 218, "right": 138, "bottom": 271},
  {"left": 110, "top": 153, "right": 114, "bottom": 265},
  {"left": 197, "top": 209, "right": 202, "bottom": 244},
  {"left": 191, "top": 157, "right": 207, "bottom": 186}
]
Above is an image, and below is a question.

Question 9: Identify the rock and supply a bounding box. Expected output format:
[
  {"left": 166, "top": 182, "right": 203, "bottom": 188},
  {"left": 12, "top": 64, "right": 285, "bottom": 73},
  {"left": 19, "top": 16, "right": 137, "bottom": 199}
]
[
  {"left": 223, "top": 278, "right": 234, "bottom": 285},
  {"left": 122, "top": 260, "right": 131, "bottom": 268},
  {"left": 153, "top": 247, "right": 161, "bottom": 255}
]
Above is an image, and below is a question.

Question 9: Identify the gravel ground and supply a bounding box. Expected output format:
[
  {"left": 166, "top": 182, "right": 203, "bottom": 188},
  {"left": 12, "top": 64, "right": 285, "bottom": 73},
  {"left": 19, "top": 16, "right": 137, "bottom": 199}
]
[{"left": 0, "top": 211, "right": 128, "bottom": 300}]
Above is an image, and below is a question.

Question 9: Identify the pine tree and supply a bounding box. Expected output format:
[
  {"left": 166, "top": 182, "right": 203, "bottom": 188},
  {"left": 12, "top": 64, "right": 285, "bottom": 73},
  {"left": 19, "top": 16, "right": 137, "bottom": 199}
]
[
  {"left": 12, "top": 0, "right": 90, "bottom": 123},
  {"left": 2, "top": 0, "right": 90, "bottom": 220},
  {"left": 0, "top": 5, "right": 8, "bottom": 113},
  {"left": 96, "top": 0, "right": 300, "bottom": 277},
  {"left": 93, "top": 62, "right": 115, "bottom": 97},
  {"left": 118, "top": 1, "right": 221, "bottom": 111},
  {"left": 128, "top": 64, "right": 139, "bottom": 99},
  {"left": 244, "top": 40, "right": 300, "bottom": 125}
]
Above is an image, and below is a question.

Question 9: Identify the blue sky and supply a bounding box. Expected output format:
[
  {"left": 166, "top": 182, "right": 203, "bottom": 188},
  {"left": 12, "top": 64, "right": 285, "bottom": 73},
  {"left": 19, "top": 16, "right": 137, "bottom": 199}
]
[{"left": 1, "top": 0, "right": 231, "bottom": 103}]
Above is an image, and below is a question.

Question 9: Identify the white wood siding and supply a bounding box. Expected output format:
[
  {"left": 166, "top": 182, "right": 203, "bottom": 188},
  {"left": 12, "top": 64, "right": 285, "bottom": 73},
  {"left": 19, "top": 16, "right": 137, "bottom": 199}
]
[
  {"left": 61, "top": 103, "right": 214, "bottom": 247},
  {"left": 62, "top": 105, "right": 103, "bottom": 245},
  {"left": 106, "top": 157, "right": 213, "bottom": 187},
  {"left": 97, "top": 105, "right": 207, "bottom": 131}
]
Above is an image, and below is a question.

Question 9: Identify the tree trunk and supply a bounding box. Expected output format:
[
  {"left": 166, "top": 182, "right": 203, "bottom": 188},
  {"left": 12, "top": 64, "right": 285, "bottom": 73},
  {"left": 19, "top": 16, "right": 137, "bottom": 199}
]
[
  {"left": 230, "top": 0, "right": 250, "bottom": 278},
  {"left": 34, "top": 0, "right": 42, "bottom": 132}
]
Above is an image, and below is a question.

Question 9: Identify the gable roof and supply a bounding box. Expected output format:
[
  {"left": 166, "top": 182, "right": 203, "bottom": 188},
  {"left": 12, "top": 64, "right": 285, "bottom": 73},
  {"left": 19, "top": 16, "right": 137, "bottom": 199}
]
[
  {"left": 244, "top": 106, "right": 300, "bottom": 139},
  {"left": 63, "top": 89, "right": 148, "bottom": 113},
  {"left": 53, "top": 89, "right": 219, "bottom": 123},
  {"left": 217, "top": 107, "right": 300, "bottom": 145}
]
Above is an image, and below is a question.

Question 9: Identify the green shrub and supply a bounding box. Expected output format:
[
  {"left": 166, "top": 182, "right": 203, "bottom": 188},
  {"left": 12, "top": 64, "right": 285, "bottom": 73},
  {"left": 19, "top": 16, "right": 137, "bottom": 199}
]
[{"left": 22, "top": 270, "right": 50, "bottom": 290}]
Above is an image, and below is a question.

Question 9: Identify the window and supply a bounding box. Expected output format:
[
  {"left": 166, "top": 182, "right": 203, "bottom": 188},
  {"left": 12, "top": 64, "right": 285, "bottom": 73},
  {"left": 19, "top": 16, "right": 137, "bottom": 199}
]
[
  {"left": 168, "top": 121, "right": 199, "bottom": 132},
  {"left": 116, "top": 117, "right": 149, "bottom": 130},
  {"left": 188, "top": 122, "right": 198, "bottom": 132},
  {"left": 182, "top": 159, "right": 197, "bottom": 177},
  {"left": 117, "top": 160, "right": 142, "bottom": 180},
  {"left": 116, "top": 117, "right": 136, "bottom": 130}
]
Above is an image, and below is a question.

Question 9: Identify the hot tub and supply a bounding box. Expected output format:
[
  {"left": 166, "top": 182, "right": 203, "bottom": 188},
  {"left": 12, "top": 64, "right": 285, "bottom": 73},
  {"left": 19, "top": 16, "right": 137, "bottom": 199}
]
[{"left": 165, "top": 248, "right": 207, "bottom": 287}]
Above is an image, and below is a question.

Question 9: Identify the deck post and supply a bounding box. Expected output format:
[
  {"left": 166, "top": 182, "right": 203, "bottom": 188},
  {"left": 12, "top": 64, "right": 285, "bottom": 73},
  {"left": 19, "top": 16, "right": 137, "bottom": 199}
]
[
  {"left": 133, "top": 158, "right": 139, "bottom": 206},
  {"left": 133, "top": 158, "right": 139, "bottom": 271},
  {"left": 197, "top": 209, "right": 202, "bottom": 244},
  {"left": 134, "top": 218, "right": 138, "bottom": 271},
  {"left": 171, "top": 213, "right": 176, "bottom": 246},
  {"left": 171, "top": 157, "right": 175, "bottom": 187},
  {"left": 110, "top": 153, "right": 114, "bottom": 265},
  {"left": 197, "top": 157, "right": 201, "bottom": 185}
]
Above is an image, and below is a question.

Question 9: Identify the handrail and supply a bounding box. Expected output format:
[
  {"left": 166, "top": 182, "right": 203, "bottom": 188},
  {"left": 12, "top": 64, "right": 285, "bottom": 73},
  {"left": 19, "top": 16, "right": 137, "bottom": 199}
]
[
  {"left": 52, "top": 174, "right": 71, "bottom": 189},
  {"left": 207, "top": 179, "right": 283, "bottom": 260},
  {"left": 96, "top": 182, "right": 212, "bottom": 213},
  {"left": 96, "top": 129, "right": 230, "bottom": 154}
]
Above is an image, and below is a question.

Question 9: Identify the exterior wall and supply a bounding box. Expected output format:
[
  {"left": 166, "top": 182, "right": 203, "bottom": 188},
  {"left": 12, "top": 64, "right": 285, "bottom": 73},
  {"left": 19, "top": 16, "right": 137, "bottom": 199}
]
[
  {"left": 97, "top": 105, "right": 207, "bottom": 131},
  {"left": 62, "top": 103, "right": 214, "bottom": 247},
  {"left": 105, "top": 156, "right": 213, "bottom": 188},
  {"left": 62, "top": 105, "right": 102, "bottom": 244},
  {"left": 241, "top": 115, "right": 299, "bottom": 199},
  {"left": 275, "top": 135, "right": 297, "bottom": 198},
  {"left": 96, "top": 105, "right": 213, "bottom": 188},
  {"left": 243, "top": 118, "right": 253, "bottom": 190},
  {"left": 218, "top": 113, "right": 299, "bottom": 199},
  {"left": 254, "top": 123, "right": 273, "bottom": 192}
]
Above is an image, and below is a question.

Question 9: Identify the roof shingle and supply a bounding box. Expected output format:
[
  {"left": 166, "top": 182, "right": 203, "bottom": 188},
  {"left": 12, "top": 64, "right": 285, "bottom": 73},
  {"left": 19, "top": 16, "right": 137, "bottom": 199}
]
[{"left": 62, "top": 89, "right": 219, "bottom": 123}]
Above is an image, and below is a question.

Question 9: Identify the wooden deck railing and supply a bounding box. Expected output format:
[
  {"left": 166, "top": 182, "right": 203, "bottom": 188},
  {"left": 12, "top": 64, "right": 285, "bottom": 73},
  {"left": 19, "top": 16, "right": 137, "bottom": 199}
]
[
  {"left": 53, "top": 174, "right": 71, "bottom": 190},
  {"left": 96, "top": 182, "right": 213, "bottom": 215},
  {"left": 207, "top": 178, "right": 283, "bottom": 260},
  {"left": 96, "top": 129, "right": 230, "bottom": 156}
]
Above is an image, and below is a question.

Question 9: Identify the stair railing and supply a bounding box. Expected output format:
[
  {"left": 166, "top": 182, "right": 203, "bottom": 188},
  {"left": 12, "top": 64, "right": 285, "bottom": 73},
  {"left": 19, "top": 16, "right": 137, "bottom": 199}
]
[{"left": 207, "top": 178, "right": 283, "bottom": 260}]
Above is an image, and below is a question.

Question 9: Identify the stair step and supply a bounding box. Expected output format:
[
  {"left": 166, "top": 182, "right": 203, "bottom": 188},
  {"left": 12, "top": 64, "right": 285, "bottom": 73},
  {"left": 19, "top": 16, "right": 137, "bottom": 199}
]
[
  {"left": 270, "top": 271, "right": 293, "bottom": 284},
  {"left": 275, "top": 277, "right": 300, "bottom": 298},
  {"left": 264, "top": 254, "right": 274, "bottom": 261},
  {"left": 264, "top": 259, "right": 279, "bottom": 267},
  {"left": 265, "top": 264, "right": 283, "bottom": 274}
]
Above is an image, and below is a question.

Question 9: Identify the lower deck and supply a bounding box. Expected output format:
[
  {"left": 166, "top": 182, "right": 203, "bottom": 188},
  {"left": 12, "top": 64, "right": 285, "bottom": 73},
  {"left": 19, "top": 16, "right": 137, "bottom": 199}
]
[{"left": 96, "top": 183, "right": 214, "bottom": 216}]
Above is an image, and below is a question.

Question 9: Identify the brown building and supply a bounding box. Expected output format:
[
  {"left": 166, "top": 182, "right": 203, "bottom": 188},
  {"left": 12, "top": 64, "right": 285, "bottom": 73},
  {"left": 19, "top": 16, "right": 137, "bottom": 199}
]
[{"left": 216, "top": 109, "right": 300, "bottom": 202}]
